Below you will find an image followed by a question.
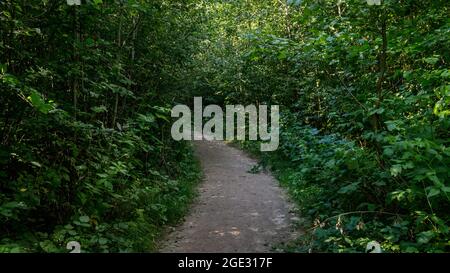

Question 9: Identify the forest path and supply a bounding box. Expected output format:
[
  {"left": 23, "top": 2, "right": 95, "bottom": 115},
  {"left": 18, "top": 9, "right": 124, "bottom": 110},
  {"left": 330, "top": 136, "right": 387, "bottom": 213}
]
[{"left": 159, "top": 139, "right": 299, "bottom": 253}]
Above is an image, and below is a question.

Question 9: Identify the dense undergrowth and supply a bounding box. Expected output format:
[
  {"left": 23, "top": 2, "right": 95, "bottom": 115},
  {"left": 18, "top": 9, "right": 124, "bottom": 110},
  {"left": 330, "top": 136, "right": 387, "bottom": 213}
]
[
  {"left": 1, "top": 0, "right": 449, "bottom": 253},
  {"left": 197, "top": 0, "right": 450, "bottom": 253},
  {"left": 239, "top": 108, "right": 449, "bottom": 253},
  {"left": 1, "top": 116, "right": 201, "bottom": 252},
  {"left": 0, "top": 1, "right": 202, "bottom": 252}
]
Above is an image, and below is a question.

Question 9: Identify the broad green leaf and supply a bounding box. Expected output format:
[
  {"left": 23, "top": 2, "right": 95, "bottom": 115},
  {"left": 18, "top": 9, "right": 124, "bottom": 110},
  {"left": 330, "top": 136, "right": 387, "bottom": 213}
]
[
  {"left": 426, "top": 187, "right": 440, "bottom": 198},
  {"left": 79, "top": 216, "right": 90, "bottom": 223}
]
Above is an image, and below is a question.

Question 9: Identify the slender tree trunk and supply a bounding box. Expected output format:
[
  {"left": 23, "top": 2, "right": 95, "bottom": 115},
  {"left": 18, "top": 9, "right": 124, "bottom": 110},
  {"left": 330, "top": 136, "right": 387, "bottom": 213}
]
[
  {"left": 373, "top": 12, "right": 388, "bottom": 167},
  {"left": 337, "top": 0, "right": 342, "bottom": 17},
  {"left": 112, "top": 6, "right": 123, "bottom": 128},
  {"left": 374, "top": 14, "right": 387, "bottom": 132},
  {"left": 73, "top": 5, "right": 80, "bottom": 119}
]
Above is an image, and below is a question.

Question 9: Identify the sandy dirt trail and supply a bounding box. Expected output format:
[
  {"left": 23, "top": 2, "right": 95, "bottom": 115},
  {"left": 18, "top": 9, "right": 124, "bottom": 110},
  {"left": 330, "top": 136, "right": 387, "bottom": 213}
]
[{"left": 160, "top": 139, "right": 298, "bottom": 253}]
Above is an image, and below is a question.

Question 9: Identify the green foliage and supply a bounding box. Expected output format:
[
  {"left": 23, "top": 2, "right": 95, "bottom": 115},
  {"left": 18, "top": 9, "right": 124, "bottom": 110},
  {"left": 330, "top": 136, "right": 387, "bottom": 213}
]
[
  {"left": 0, "top": 0, "right": 202, "bottom": 252},
  {"left": 193, "top": 0, "right": 450, "bottom": 252},
  {"left": 252, "top": 111, "right": 449, "bottom": 252},
  {"left": 1, "top": 0, "right": 449, "bottom": 253}
]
